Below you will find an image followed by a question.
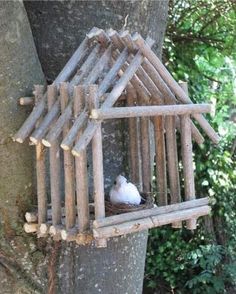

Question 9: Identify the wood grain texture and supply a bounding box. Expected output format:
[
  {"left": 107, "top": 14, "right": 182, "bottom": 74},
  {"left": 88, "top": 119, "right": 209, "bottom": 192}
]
[
  {"left": 34, "top": 85, "right": 47, "bottom": 225},
  {"left": 73, "top": 86, "right": 89, "bottom": 233}
]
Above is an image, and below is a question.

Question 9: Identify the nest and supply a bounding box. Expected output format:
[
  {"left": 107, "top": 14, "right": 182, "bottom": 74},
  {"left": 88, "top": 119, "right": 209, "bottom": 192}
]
[{"left": 105, "top": 193, "right": 154, "bottom": 216}]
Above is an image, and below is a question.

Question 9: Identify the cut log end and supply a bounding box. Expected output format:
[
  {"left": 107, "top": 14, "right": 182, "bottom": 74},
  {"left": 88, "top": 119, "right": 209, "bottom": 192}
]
[
  {"left": 24, "top": 223, "right": 38, "bottom": 233},
  {"left": 60, "top": 143, "right": 70, "bottom": 151},
  {"left": 13, "top": 137, "right": 24, "bottom": 143},
  {"left": 29, "top": 136, "right": 38, "bottom": 145},
  {"left": 42, "top": 139, "right": 51, "bottom": 147}
]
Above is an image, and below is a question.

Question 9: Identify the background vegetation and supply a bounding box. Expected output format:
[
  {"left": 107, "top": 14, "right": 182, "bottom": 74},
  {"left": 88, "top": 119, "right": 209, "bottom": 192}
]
[{"left": 145, "top": 0, "right": 236, "bottom": 293}]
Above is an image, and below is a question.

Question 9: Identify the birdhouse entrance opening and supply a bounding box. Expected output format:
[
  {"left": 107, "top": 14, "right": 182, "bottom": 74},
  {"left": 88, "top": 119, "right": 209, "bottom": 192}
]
[{"left": 14, "top": 28, "right": 218, "bottom": 248}]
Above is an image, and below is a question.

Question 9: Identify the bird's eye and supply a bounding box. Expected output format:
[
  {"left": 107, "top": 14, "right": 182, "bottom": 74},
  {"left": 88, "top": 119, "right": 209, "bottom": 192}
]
[{"left": 114, "top": 180, "right": 117, "bottom": 185}]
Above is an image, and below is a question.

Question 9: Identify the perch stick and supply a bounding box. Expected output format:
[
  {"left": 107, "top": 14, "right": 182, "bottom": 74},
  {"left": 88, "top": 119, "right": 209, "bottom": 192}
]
[
  {"left": 154, "top": 115, "right": 167, "bottom": 205},
  {"left": 18, "top": 97, "right": 34, "bottom": 106},
  {"left": 93, "top": 197, "right": 209, "bottom": 228},
  {"left": 93, "top": 205, "right": 210, "bottom": 239},
  {"left": 165, "top": 113, "right": 182, "bottom": 228},
  {"left": 74, "top": 86, "right": 89, "bottom": 232},
  {"left": 48, "top": 85, "right": 62, "bottom": 226},
  {"left": 90, "top": 104, "right": 212, "bottom": 120},
  {"left": 34, "top": 85, "right": 47, "bottom": 225},
  {"left": 90, "top": 85, "right": 107, "bottom": 248},
  {"left": 60, "top": 83, "right": 76, "bottom": 230},
  {"left": 138, "top": 93, "right": 151, "bottom": 193},
  {"left": 13, "top": 35, "right": 89, "bottom": 143},
  {"left": 111, "top": 31, "right": 203, "bottom": 144},
  {"left": 72, "top": 47, "right": 148, "bottom": 156},
  {"left": 127, "top": 84, "right": 140, "bottom": 185},
  {"left": 133, "top": 34, "right": 220, "bottom": 144}
]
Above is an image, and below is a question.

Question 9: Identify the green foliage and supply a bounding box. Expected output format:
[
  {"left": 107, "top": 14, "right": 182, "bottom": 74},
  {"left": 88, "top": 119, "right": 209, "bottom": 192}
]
[{"left": 145, "top": 0, "right": 236, "bottom": 292}]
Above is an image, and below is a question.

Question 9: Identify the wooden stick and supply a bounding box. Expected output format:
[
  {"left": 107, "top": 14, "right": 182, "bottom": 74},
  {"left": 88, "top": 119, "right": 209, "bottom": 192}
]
[
  {"left": 87, "top": 27, "right": 110, "bottom": 47},
  {"left": 25, "top": 212, "right": 38, "bottom": 223},
  {"left": 61, "top": 227, "right": 78, "bottom": 241},
  {"left": 74, "top": 86, "right": 89, "bottom": 232},
  {"left": 48, "top": 85, "right": 62, "bottom": 226},
  {"left": 48, "top": 44, "right": 111, "bottom": 149},
  {"left": 110, "top": 31, "right": 152, "bottom": 104},
  {"left": 72, "top": 47, "right": 147, "bottom": 156},
  {"left": 111, "top": 32, "right": 203, "bottom": 145},
  {"left": 154, "top": 115, "right": 167, "bottom": 205},
  {"left": 148, "top": 63, "right": 205, "bottom": 145},
  {"left": 24, "top": 223, "right": 38, "bottom": 233},
  {"left": 70, "top": 44, "right": 101, "bottom": 89},
  {"left": 94, "top": 29, "right": 111, "bottom": 47},
  {"left": 18, "top": 97, "right": 34, "bottom": 106},
  {"left": 90, "top": 85, "right": 107, "bottom": 248},
  {"left": 42, "top": 101, "right": 72, "bottom": 147},
  {"left": 55, "top": 36, "right": 89, "bottom": 84},
  {"left": 60, "top": 111, "right": 88, "bottom": 151},
  {"left": 133, "top": 34, "right": 220, "bottom": 144},
  {"left": 138, "top": 93, "right": 151, "bottom": 193},
  {"left": 165, "top": 114, "right": 182, "bottom": 228},
  {"left": 39, "top": 223, "right": 50, "bottom": 235},
  {"left": 127, "top": 85, "right": 140, "bottom": 184},
  {"left": 181, "top": 114, "right": 197, "bottom": 230},
  {"left": 62, "top": 47, "right": 128, "bottom": 152},
  {"left": 120, "top": 30, "right": 137, "bottom": 52},
  {"left": 60, "top": 83, "right": 76, "bottom": 230},
  {"left": 34, "top": 85, "right": 47, "bottom": 224},
  {"left": 98, "top": 48, "right": 129, "bottom": 97},
  {"left": 111, "top": 51, "right": 151, "bottom": 105},
  {"left": 91, "top": 104, "right": 212, "bottom": 120},
  {"left": 93, "top": 205, "right": 210, "bottom": 239},
  {"left": 93, "top": 197, "right": 209, "bottom": 228},
  {"left": 84, "top": 45, "right": 112, "bottom": 85},
  {"left": 13, "top": 35, "right": 90, "bottom": 143},
  {"left": 30, "top": 100, "right": 60, "bottom": 144},
  {"left": 180, "top": 83, "right": 197, "bottom": 229}
]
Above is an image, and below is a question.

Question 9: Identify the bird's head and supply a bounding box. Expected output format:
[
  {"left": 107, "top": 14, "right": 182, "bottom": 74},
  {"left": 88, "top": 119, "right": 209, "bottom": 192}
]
[{"left": 114, "top": 175, "right": 127, "bottom": 187}]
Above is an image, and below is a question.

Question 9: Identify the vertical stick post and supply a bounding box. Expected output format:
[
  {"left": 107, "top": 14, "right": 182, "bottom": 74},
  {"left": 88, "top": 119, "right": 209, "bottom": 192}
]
[
  {"left": 35, "top": 85, "right": 47, "bottom": 225},
  {"left": 180, "top": 82, "right": 197, "bottom": 230},
  {"left": 90, "top": 85, "right": 107, "bottom": 247},
  {"left": 138, "top": 93, "right": 151, "bottom": 193},
  {"left": 48, "top": 84, "right": 62, "bottom": 226},
  {"left": 165, "top": 115, "right": 182, "bottom": 228},
  {"left": 126, "top": 84, "right": 140, "bottom": 185},
  {"left": 154, "top": 115, "right": 167, "bottom": 205},
  {"left": 74, "top": 86, "right": 89, "bottom": 233},
  {"left": 60, "top": 83, "right": 76, "bottom": 230}
]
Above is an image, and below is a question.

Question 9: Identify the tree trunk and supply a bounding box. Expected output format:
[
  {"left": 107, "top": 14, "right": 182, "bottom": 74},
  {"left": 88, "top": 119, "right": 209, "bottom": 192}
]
[{"left": 0, "top": 1, "right": 169, "bottom": 293}]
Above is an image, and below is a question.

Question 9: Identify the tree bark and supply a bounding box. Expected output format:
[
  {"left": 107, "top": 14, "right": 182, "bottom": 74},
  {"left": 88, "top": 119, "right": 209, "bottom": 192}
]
[{"left": 0, "top": 1, "right": 169, "bottom": 293}]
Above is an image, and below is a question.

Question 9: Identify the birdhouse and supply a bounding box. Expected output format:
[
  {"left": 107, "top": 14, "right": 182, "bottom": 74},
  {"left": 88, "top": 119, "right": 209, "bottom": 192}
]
[{"left": 14, "top": 28, "right": 219, "bottom": 248}]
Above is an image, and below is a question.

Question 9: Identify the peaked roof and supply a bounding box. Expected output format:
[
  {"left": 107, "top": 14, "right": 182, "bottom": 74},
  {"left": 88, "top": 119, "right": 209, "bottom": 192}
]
[{"left": 13, "top": 27, "right": 219, "bottom": 154}]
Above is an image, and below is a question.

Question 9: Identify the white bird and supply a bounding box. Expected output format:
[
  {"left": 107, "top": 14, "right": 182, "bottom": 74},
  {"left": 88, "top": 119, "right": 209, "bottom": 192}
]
[{"left": 109, "top": 175, "right": 141, "bottom": 205}]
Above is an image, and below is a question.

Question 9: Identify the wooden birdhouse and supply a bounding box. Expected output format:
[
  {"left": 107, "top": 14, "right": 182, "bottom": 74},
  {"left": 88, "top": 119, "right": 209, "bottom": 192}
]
[{"left": 14, "top": 28, "right": 219, "bottom": 248}]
